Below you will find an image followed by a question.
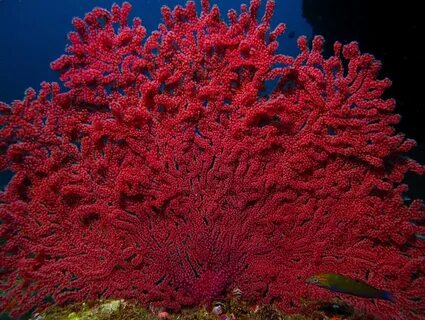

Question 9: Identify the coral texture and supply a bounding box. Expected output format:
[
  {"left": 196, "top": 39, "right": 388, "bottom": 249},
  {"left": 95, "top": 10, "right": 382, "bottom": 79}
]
[{"left": 1, "top": 1, "right": 425, "bottom": 319}]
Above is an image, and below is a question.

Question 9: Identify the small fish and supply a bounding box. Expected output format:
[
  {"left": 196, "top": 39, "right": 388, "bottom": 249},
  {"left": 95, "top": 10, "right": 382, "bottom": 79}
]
[{"left": 306, "top": 273, "right": 394, "bottom": 302}]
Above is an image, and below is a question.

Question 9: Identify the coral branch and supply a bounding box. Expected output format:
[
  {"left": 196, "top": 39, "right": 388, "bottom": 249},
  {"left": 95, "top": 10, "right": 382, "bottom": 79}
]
[{"left": 1, "top": 1, "right": 424, "bottom": 319}]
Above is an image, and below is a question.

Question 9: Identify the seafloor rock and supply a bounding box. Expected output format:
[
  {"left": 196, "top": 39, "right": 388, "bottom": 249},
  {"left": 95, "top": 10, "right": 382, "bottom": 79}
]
[{"left": 30, "top": 298, "right": 375, "bottom": 320}]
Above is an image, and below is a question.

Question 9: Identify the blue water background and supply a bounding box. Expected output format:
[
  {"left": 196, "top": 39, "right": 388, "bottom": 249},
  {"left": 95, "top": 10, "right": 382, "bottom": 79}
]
[{"left": 0, "top": 0, "right": 311, "bottom": 104}]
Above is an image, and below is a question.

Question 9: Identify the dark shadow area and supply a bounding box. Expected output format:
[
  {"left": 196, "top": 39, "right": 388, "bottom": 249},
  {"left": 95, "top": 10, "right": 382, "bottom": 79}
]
[{"left": 303, "top": 0, "right": 424, "bottom": 199}]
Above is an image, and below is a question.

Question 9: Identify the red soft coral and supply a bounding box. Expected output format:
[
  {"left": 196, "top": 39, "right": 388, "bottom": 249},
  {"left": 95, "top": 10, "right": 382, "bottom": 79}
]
[{"left": 1, "top": 1, "right": 424, "bottom": 319}]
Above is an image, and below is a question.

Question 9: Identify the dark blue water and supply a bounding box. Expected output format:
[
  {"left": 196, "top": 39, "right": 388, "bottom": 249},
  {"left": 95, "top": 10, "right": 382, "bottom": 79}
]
[{"left": 0, "top": 0, "right": 311, "bottom": 104}]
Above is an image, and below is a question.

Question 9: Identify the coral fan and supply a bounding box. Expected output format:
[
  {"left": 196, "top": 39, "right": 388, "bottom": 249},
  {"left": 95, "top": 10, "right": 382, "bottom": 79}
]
[{"left": 1, "top": 1, "right": 424, "bottom": 319}]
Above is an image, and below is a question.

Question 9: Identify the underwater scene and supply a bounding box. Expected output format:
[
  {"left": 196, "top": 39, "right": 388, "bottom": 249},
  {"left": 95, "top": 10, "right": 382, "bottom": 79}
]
[{"left": 0, "top": 0, "right": 424, "bottom": 319}]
